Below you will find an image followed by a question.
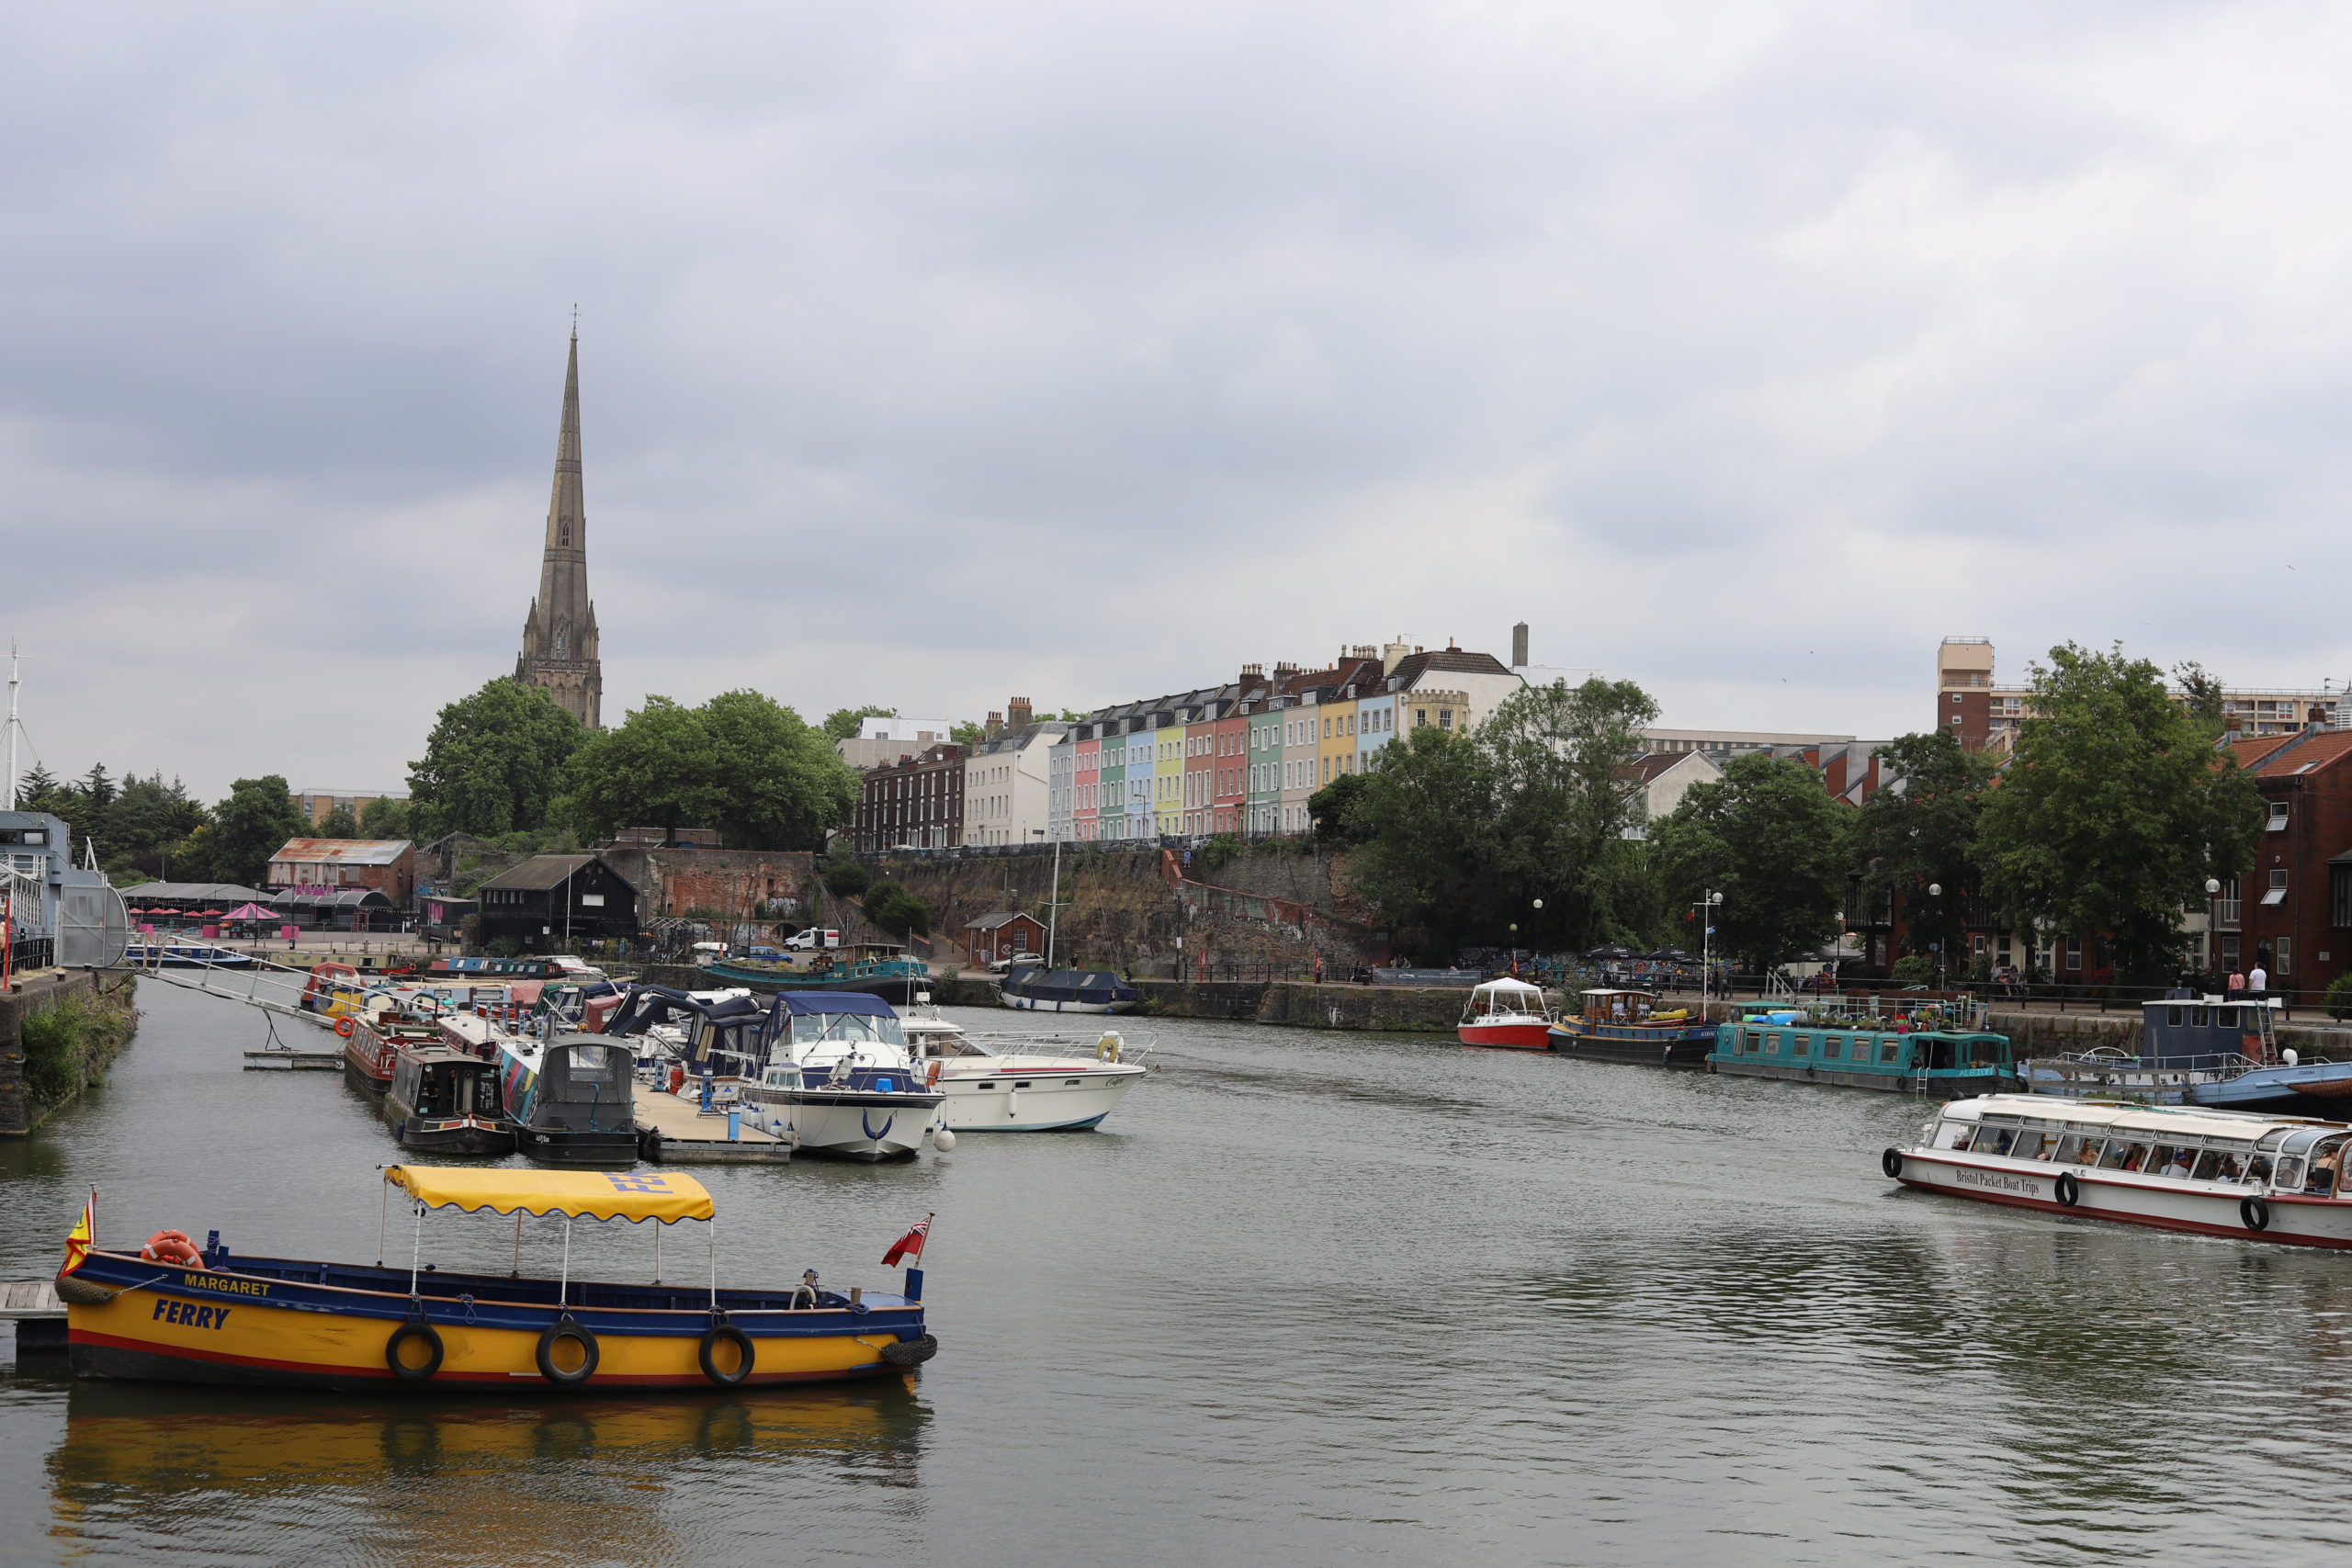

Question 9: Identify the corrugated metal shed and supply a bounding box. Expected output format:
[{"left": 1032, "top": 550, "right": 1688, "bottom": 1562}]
[{"left": 267, "top": 839, "right": 413, "bottom": 866}]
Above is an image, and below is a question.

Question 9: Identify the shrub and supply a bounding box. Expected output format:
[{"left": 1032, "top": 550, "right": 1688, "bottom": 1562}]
[
  {"left": 821, "top": 856, "right": 872, "bottom": 897},
  {"left": 1891, "top": 953, "right": 1934, "bottom": 987},
  {"left": 18, "top": 993, "right": 135, "bottom": 1108},
  {"left": 2327, "top": 973, "right": 2352, "bottom": 1021},
  {"left": 863, "top": 880, "right": 931, "bottom": 940}
]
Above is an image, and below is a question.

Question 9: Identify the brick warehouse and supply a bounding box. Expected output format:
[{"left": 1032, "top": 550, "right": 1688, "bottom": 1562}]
[{"left": 2225, "top": 728, "right": 2352, "bottom": 1000}]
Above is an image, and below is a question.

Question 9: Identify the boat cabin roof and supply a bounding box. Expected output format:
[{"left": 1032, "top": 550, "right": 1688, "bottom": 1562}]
[
  {"left": 1579, "top": 989, "right": 1657, "bottom": 1001},
  {"left": 1945, "top": 1093, "right": 2336, "bottom": 1143},
  {"left": 385, "top": 1166, "right": 714, "bottom": 1224},
  {"left": 1471, "top": 978, "right": 1544, "bottom": 998}
]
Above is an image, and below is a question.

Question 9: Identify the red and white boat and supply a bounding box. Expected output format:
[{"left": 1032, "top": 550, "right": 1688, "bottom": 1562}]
[
  {"left": 1457, "top": 978, "right": 1558, "bottom": 1050},
  {"left": 1886, "top": 1093, "right": 2352, "bottom": 1248}
]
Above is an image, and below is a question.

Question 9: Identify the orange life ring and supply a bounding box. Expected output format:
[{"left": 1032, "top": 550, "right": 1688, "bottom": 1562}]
[
  {"left": 140, "top": 1230, "right": 203, "bottom": 1265},
  {"left": 926, "top": 1059, "right": 943, "bottom": 1087},
  {"left": 335, "top": 1017, "right": 356, "bottom": 1037}
]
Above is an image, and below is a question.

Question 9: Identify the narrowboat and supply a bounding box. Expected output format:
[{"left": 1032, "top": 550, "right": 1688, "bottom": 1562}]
[
  {"left": 705, "top": 946, "right": 930, "bottom": 1004},
  {"left": 54, "top": 1168, "right": 938, "bottom": 1390},
  {"left": 341, "top": 1011, "right": 442, "bottom": 1096},
  {"left": 1457, "top": 978, "right": 1556, "bottom": 1049},
  {"left": 498, "top": 1033, "right": 642, "bottom": 1165},
  {"left": 1708, "top": 1010, "right": 2016, "bottom": 1095},
  {"left": 997, "top": 966, "right": 1141, "bottom": 1015},
  {"left": 1885, "top": 1093, "right": 2352, "bottom": 1248},
  {"left": 1547, "top": 988, "right": 1714, "bottom": 1066},
  {"left": 385, "top": 1044, "right": 516, "bottom": 1156}
]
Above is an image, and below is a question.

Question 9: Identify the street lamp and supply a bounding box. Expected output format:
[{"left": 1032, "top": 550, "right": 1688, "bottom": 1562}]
[
  {"left": 1700, "top": 890, "right": 1724, "bottom": 1012},
  {"left": 1928, "top": 883, "right": 1944, "bottom": 990},
  {"left": 2205, "top": 878, "right": 2222, "bottom": 983}
]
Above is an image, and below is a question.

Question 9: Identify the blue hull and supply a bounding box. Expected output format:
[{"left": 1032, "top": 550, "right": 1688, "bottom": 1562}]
[{"left": 2189, "top": 1060, "right": 2352, "bottom": 1115}]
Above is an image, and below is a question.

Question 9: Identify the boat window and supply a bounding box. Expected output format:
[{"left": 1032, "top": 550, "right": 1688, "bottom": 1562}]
[
  {"left": 553, "top": 1044, "right": 631, "bottom": 1102},
  {"left": 1786, "top": 1034, "right": 1808, "bottom": 1057},
  {"left": 2189, "top": 1148, "right": 2225, "bottom": 1180},
  {"left": 2308, "top": 1138, "right": 2346, "bottom": 1196},
  {"left": 1980, "top": 1127, "right": 2018, "bottom": 1156},
  {"left": 2215, "top": 1008, "right": 2236, "bottom": 1030},
  {"left": 1878, "top": 1041, "right": 1901, "bottom": 1065},
  {"left": 1822, "top": 1035, "right": 1843, "bottom": 1059},
  {"left": 1934, "top": 1120, "right": 1973, "bottom": 1150},
  {"left": 2052, "top": 1134, "right": 2087, "bottom": 1164},
  {"left": 2152, "top": 1145, "right": 2196, "bottom": 1178},
  {"left": 1766, "top": 1032, "right": 1781, "bottom": 1055},
  {"left": 2274, "top": 1157, "right": 2306, "bottom": 1192},
  {"left": 790, "top": 1012, "right": 909, "bottom": 1048},
  {"left": 2191, "top": 1007, "right": 2209, "bottom": 1027},
  {"left": 2098, "top": 1141, "right": 2137, "bottom": 1170},
  {"left": 2009, "top": 1131, "right": 2046, "bottom": 1160}
]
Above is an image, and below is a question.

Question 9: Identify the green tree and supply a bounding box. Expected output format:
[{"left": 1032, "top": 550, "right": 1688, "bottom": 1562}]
[
  {"left": 562, "top": 695, "right": 723, "bottom": 845},
  {"left": 80, "top": 764, "right": 116, "bottom": 814},
  {"left": 950, "top": 720, "right": 987, "bottom": 746},
  {"left": 208, "top": 775, "right": 308, "bottom": 888},
  {"left": 358, "top": 795, "right": 413, "bottom": 839},
  {"left": 820, "top": 854, "right": 873, "bottom": 897},
  {"left": 104, "top": 773, "right": 209, "bottom": 879},
  {"left": 316, "top": 805, "right": 359, "bottom": 839},
  {"left": 863, "top": 879, "right": 931, "bottom": 940},
  {"left": 702, "top": 689, "right": 860, "bottom": 851},
  {"left": 1650, "top": 753, "right": 1850, "bottom": 971},
  {"left": 407, "top": 678, "right": 586, "bottom": 840},
  {"left": 1346, "top": 726, "right": 1501, "bottom": 963},
  {"left": 821, "top": 705, "right": 897, "bottom": 742},
  {"left": 1307, "top": 772, "right": 1374, "bottom": 845},
  {"left": 1976, "top": 642, "right": 2262, "bottom": 985},
  {"left": 1849, "top": 730, "right": 1998, "bottom": 966},
  {"left": 2172, "top": 660, "right": 2228, "bottom": 735},
  {"left": 1480, "top": 677, "right": 1661, "bottom": 950}
]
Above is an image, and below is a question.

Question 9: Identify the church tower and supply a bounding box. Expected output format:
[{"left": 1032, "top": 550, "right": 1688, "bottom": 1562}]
[{"left": 515, "top": 330, "right": 603, "bottom": 728}]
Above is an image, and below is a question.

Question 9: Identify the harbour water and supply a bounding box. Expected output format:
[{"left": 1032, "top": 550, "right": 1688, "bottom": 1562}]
[{"left": 9, "top": 983, "right": 2352, "bottom": 1564}]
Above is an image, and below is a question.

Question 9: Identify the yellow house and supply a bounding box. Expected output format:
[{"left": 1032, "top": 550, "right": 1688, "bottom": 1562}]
[
  {"left": 1317, "top": 695, "right": 1361, "bottom": 794},
  {"left": 1154, "top": 716, "right": 1186, "bottom": 836}
]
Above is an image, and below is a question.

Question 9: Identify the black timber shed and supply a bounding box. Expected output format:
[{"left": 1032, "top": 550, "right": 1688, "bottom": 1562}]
[{"left": 476, "top": 854, "right": 639, "bottom": 953}]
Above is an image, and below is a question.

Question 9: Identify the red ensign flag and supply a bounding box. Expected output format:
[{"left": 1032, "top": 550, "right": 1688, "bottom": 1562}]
[{"left": 881, "top": 1220, "right": 930, "bottom": 1268}]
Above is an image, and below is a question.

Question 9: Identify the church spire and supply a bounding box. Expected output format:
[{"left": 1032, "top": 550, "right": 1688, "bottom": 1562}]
[{"left": 515, "top": 327, "right": 603, "bottom": 728}]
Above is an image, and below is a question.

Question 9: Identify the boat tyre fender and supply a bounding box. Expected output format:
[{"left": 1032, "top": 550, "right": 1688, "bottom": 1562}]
[
  {"left": 639, "top": 1128, "right": 663, "bottom": 1163},
  {"left": 336, "top": 1017, "right": 356, "bottom": 1037},
  {"left": 386, "top": 1318, "right": 445, "bottom": 1382},
  {"left": 882, "top": 1333, "right": 939, "bottom": 1368},
  {"left": 2054, "top": 1172, "right": 2080, "bottom": 1207},
  {"left": 697, "top": 1324, "right": 756, "bottom": 1386},
  {"left": 1881, "top": 1148, "right": 1905, "bottom": 1179},
  {"left": 2242, "top": 1195, "right": 2271, "bottom": 1233},
  {"left": 536, "top": 1316, "right": 600, "bottom": 1385}
]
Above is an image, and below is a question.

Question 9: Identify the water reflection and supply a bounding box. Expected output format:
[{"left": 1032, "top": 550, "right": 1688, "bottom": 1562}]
[{"left": 49, "top": 1380, "right": 927, "bottom": 1563}]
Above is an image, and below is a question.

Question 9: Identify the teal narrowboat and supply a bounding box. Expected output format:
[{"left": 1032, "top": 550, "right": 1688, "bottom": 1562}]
[{"left": 1708, "top": 1013, "right": 2016, "bottom": 1096}]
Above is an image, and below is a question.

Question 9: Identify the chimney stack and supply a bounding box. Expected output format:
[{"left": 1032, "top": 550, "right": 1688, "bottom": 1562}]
[
  {"left": 1007, "top": 696, "right": 1033, "bottom": 731},
  {"left": 1511, "top": 622, "right": 1529, "bottom": 668},
  {"left": 985, "top": 709, "right": 1005, "bottom": 739}
]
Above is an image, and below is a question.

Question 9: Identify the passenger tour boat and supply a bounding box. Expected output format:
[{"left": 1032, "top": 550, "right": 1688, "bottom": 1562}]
[
  {"left": 1456, "top": 978, "right": 1557, "bottom": 1050},
  {"left": 53, "top": 1168, "right": 937, "bottom": 1389},
  {"left": 902, "top": 1001, "right": 1147, "bottom": 1132},
  {"left": 1547, "top": 988, "right": 1714, "bottom": 1066},
  {"left": 1885, "top": 1093, "right": 2352, "bottom": 1248}
]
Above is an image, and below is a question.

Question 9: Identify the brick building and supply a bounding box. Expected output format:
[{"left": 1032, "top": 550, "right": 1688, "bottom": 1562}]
[
  {"left": 854, "top": 743, "right": 966, "bottom": 852},
  {"left": 2222, "top": 728, "right": 2352, "bottom": 998},
  {"left": 966, "top": 911, "right": 1047, "bottom": 966},
  {"left": 265, "top": 839, "right": 415, "bottom": 907}
]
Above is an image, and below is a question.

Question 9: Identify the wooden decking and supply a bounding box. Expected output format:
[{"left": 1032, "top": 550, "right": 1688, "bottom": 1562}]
[
  {"left": 633, "top": 1084, "right": 795, "bottom": 1163},
  {"left": 0, "top": 1280, "right": 62, "bottom": 1319}
]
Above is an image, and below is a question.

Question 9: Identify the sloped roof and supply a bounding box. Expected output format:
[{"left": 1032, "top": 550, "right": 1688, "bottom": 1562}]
[
  {"left": 118, "top": 882, "right": 271, "bottom": 902},
  {"left": 1386, "top": 649, "right": 1516, "bottom": 688},
  {"left": 966, "top": 911, "right": 1042, "bottom": 931},
  {"left": 269, "top": 839, "right": 413, "bottom": 866},
  {"left": 479, "top": 854, "right": 637, "bottom": 893},
  {"left": 2232, "top": 731, "right": 2352, "bottom": 777}
]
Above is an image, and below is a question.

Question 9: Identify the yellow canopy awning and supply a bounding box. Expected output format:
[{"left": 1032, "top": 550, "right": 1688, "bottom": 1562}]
[{"left": 383, "top": 1166, "right": 716, "bottom": 1224}]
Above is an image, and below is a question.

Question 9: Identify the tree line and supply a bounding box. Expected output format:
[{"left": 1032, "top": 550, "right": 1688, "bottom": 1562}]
[{"left": 1315, "top": 643, "right": 2263, "bottom": 987}]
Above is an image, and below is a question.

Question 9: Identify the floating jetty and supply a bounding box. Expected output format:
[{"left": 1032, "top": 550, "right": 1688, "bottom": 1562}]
[{"left": 633, "top": 1083, "right": 795, "bottom": 1164}]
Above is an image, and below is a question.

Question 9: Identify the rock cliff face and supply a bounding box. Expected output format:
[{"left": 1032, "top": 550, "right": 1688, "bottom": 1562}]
[{"left": 862, "top": 845, "right": 1381, "bottom": 976}]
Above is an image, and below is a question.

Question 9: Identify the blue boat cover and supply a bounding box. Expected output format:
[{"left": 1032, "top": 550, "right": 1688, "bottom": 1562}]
[{"left": 772, "top": 990, "right": 898, "bottom": 1018}]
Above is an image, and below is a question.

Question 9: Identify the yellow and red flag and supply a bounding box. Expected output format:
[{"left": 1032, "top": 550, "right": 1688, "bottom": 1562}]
[{"left": 61, "top": 1195, "right": 93, "bottom": 1277}]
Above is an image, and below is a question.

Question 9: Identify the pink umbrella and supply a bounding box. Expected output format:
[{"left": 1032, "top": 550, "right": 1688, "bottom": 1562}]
[{"left": 221, "top": 903, "right": 276, "bottom": 920}]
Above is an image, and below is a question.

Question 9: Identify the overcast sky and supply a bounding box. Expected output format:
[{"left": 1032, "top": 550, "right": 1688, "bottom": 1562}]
[{"left": 7, "top": 1, "right": 2351, "bottom": 799}]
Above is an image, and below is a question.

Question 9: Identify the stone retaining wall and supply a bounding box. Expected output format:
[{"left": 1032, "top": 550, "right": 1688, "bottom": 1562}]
[{"left": 0, "top": 970, "right": 141, "bottom": 1135}]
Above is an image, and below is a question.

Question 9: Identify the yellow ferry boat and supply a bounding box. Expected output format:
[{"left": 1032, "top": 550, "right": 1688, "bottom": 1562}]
[{"left": 55, "top": 1168, "right": 936, "bottom": 1392}]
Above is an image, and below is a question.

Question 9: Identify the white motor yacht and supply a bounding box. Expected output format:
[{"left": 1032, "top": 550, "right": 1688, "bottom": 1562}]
[{"left": 903, "top": 998, "right": 1147, "bottom": 1132}]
